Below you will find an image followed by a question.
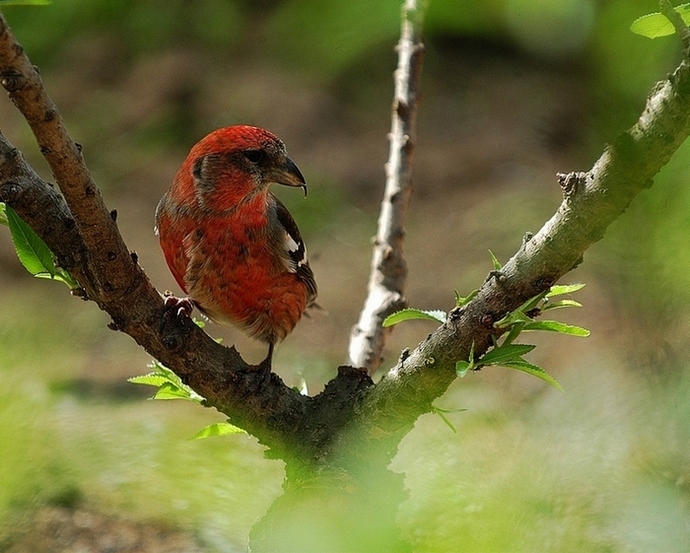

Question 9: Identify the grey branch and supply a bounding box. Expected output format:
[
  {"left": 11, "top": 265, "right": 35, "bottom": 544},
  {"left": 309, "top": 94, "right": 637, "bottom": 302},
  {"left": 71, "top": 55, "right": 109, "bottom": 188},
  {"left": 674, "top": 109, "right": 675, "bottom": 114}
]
[{"left": 347, "top": 0, "right": 426, "bottom": 373}]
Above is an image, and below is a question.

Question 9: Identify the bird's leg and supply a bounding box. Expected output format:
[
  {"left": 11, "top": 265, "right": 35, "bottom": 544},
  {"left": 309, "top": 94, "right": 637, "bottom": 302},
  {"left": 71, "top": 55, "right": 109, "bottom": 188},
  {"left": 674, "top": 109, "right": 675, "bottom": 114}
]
[
  {"left": 162, "top": 291, "right": 194, "bottom": 318},
  {"left": 258, "top": 341, "right": 275, "bottom": 372}
]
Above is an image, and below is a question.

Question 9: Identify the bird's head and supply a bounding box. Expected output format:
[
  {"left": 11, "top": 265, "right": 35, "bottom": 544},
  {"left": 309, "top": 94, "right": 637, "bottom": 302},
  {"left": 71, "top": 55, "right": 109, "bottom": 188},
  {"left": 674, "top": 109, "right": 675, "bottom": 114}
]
[{"left": 175, "top": 125, "right": 306, "bottom": 212}]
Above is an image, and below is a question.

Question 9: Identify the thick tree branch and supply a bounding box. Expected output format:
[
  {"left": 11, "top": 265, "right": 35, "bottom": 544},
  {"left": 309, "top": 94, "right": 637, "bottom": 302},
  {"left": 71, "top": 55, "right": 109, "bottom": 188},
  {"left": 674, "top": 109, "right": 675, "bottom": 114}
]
[
  {"left": 348, "top": 0, "right": 425, "bottom": 373},
  {"left": 347, "top": 53, "right": 690, "bottom": 463},
  {"left": 0, "top": 12, "right": 325, "bottom": 463}
]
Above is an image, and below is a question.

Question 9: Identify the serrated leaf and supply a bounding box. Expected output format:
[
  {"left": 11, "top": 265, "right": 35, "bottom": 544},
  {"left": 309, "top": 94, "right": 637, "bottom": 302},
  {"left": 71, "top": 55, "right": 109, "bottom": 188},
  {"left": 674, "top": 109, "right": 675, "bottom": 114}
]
[
  {"left": 523, "top": 320, "right": 590, "bottom": 336},
  {"left": 190, "top": 422, "right": 247, "bottom": 440},
  {"left": 34, "top": 267, "right": 80, "bottom": 289},
  {"left": 500, "top": 360, "right": 563, "bottom": 391},
  {"left": 488, "top": 249, "right": 502, "bottom": 270},
  {"left": 480, "top": 343, "right": 536, "bottom": 366},
  {"left": 128, "top": 373, "right": 170, "bottom": 387},
  {"left": 6, "top": 205, "right": 57, "bottom": 277},
  {"left": 542, "top": 299, "right": 582, "bottom": 311},
  {"left": 153, "top": 382, "right": 196, "bottom": 400},
  {"left": 546, "top": 283, "right": 586, "bottom": 297},
  {"left": 454, "top": 288, "right": 478, "bottom": 308},
  {"left": 130, "top": 362, "right": 205, "bottom": 402},
  {"left": 630, "top": 4, "right": 690, "bottom": 38},
  {"left": 0, "top": 203, "right": 7, "bottom": 226},
  {"left": 383, "top": 308, "right": 447, "bottom": 327}
]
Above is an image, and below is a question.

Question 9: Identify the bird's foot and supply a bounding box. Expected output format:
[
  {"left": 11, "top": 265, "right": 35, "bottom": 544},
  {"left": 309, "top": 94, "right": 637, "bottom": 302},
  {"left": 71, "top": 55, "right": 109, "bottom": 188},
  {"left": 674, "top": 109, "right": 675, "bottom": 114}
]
[
  {"left": 163, "top": 291, "right": 194, "bottom": 318},
  {"left": 254, "top": 342, "right": 275, "bottom": 374}
]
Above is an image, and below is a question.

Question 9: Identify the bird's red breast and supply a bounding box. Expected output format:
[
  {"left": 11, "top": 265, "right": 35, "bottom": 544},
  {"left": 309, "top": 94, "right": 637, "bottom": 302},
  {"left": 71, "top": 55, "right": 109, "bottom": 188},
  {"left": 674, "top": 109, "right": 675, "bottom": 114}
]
[{"left": 155, "top": 125, "right": 317, "bottom": 346}]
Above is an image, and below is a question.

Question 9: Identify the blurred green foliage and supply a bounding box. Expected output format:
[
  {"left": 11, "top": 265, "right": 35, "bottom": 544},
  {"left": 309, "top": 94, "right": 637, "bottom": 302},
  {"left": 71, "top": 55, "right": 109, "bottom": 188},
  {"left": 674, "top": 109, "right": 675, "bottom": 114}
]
[{"left": 1, "top": 0, "right": 690, "bottom": 551}]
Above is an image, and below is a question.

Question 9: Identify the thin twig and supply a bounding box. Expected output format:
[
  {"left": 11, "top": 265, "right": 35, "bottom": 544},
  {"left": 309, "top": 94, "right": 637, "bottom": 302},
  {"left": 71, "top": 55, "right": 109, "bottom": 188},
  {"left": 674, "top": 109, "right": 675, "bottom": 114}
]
[
  {"left": 347, "top": 0, "right": 426, "bottom": 373},
  {"left": 660, "top": 0, "right": 690, "bottom": 53}
]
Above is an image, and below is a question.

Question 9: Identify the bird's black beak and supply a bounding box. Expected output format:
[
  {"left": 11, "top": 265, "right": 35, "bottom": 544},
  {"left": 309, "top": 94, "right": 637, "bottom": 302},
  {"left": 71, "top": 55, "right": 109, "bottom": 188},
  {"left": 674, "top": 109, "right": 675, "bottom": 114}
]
[{"left": 270, "top": 156, "right": 307, "bottom": 197}]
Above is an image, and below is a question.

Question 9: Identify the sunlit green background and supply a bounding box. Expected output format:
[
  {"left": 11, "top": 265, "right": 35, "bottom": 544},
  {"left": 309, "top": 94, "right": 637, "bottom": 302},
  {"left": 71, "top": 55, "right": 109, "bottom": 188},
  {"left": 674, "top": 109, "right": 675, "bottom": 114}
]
[{"left": 1, "top": 0, "right": 689, "bottom": 551}]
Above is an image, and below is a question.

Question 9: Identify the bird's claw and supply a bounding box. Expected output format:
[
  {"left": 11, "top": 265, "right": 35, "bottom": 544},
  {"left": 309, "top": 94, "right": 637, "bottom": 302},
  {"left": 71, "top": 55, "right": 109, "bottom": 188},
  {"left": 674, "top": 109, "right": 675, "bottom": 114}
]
[{"left": 163, "top": 292, "right": 194, "bottom": 318}]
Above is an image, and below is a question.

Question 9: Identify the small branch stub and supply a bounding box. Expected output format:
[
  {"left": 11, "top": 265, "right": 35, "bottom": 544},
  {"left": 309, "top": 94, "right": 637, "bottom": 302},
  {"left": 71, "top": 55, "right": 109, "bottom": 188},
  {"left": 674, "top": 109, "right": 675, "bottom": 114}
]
[{"left": 660, "top": 0, "right": 690, "bottom": 53}]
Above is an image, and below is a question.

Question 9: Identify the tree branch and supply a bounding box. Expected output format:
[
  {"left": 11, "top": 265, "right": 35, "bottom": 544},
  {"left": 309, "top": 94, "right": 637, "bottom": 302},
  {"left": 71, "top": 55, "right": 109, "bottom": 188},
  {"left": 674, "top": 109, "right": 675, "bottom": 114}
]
[
  {"left": 348, "top": 52, "right": 690, "bottom": 463},
  {"left": 347, "top": 0, "right": 425, "bottom": 373},
  {"left": 0, "top": 12, "right": 320, "bottom": 462},
  {"left": 660, "top": 0, "right": 690, "bottom": 53}
]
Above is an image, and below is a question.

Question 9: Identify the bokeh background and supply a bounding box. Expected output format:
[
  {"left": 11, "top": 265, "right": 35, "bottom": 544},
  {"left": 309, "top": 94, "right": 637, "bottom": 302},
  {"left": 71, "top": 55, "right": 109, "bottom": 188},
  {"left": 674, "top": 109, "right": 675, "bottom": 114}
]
[{"left": 1, "top": 0, "right": 690, "bottom": 551}]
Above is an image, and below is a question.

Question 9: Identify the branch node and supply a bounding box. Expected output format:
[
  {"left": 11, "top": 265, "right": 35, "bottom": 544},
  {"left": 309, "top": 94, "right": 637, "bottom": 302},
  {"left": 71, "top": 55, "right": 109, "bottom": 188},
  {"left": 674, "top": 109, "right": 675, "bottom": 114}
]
[
  {"left": 0, "top": 69, "right": 23, "bottom": 92},
  {"left": 557, "top": 171, "right": 586, "bottom": 199},
  {"left": 480, "top": 314, "right": 494, "bottom": 328},
  {"left": 486, "top": 269, "right": 506, "bottom": 284},
  {"left": 0, "top": 181, "right": 22, "bottom": 202}
]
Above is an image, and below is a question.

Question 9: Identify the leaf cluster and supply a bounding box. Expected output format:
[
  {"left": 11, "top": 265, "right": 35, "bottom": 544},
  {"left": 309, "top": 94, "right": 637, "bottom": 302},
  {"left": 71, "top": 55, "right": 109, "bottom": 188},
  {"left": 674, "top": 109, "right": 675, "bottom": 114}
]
[
  {"left": 384, "top": 254, "right": 589, "bottom": 391},
  {"left": 128, "top": 361, "right": 246, "bottom": 440},
  {"left": 631, "top": 3, "right": 690, "bottom": 38}
]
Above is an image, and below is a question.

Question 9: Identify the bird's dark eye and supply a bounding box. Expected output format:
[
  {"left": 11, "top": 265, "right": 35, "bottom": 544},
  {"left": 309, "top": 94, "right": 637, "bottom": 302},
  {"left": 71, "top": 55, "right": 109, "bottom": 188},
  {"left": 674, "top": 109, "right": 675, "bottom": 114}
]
[{"left": 244, "top": 150, "right": 263, "bottom": 163}]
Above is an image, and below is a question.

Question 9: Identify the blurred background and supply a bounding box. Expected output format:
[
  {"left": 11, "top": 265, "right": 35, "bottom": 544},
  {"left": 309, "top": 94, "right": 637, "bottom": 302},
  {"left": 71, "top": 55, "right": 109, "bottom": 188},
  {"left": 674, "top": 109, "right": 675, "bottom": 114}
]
[{"left": 1, "top": 0, "right": 689, "bottom": 551}]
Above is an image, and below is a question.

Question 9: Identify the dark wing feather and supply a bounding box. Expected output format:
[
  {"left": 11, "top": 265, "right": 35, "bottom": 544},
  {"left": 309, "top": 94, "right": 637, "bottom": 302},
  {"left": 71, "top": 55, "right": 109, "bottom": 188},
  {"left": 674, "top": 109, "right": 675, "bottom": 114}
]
[{"left": 273, "top": 197, "right": 318, "bottom": 304}]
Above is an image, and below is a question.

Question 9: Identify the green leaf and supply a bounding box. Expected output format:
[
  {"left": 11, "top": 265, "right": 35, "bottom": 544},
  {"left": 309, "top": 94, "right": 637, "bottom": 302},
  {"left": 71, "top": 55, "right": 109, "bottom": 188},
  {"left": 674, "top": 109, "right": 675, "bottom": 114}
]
[
  {"left": 190, "top": 422, "right": 247, "bottom": 440},
  {"left": 488, "top": 249, "right": 502, "bottom": 270},
  {"left": 431, "top": 407, "right": 458, "bottom": 434},
  {"left": 0, "top": 203, "right": 8, "bottom": 226},
  {"left": 129, "top": 361, "right": 205, "bottom": 402},
  {"left": 153, "top": 382, "right": 196, "bottom": 401},
  {"left": 502, "top": 321, "right": 525, "bottom": 346},
  {"left": 480, "top": 343, "right": 536, "bottom": 366},
  {"left": 455, "top": 360, "right": 470, "bottom": 378},
  {"left": 454, "top": 289, "right": 478, "bottom": 308},
  {"left": 6, "top": 205, "right": 57, "bottom": 277},
  {"left": 499, "top": 360, "right": 563, "bottom": 391},
  {"left": 523, "top": 320, "right": 590, "bottom": 337},
  {"left": 494, "top": 308, "right": 531, "bottom": 329},
  {"left": 630, "top": 4, "right": 690, "bottom": 38},
  {"left": 542, "top": 299, "right": 583, "bottom": 311},
  {"left": 383, "top": 308, "right": 447, "bottom": 327},
  {"left": 127, "top": 373, "right": 169, "bottom": 387},
  {"left": 546, "top": 283, "right": 586, "bottom": 297}
]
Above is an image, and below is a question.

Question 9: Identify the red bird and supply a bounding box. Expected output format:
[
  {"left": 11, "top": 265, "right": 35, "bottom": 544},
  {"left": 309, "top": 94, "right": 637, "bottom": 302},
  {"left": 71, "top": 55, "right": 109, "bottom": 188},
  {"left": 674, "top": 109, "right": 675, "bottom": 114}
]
[{"left": 155, "top": 125, "right": 317, "bottom": 365}]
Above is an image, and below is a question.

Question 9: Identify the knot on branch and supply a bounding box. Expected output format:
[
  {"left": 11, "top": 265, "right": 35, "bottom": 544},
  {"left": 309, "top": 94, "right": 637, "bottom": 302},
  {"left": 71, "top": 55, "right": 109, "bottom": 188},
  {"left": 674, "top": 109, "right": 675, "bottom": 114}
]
[
  {"left": 557, "top": 171, "right": 587, "bottom": 200},
  {"left": 159, "top": 307, "right": 194, "bottom": 352},
  {"left": 0, "top": 69, "right": 24, "bottom": 92},
  {"left": 0, "top": 180, "right": 22, "bottom": 202}
]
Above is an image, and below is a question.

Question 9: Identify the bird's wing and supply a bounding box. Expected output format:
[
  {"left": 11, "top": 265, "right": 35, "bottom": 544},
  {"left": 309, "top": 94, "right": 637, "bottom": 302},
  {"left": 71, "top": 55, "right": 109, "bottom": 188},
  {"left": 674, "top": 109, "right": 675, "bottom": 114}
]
[{"left": 272, "top": 196, "right": 318, "bottom": 302}]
